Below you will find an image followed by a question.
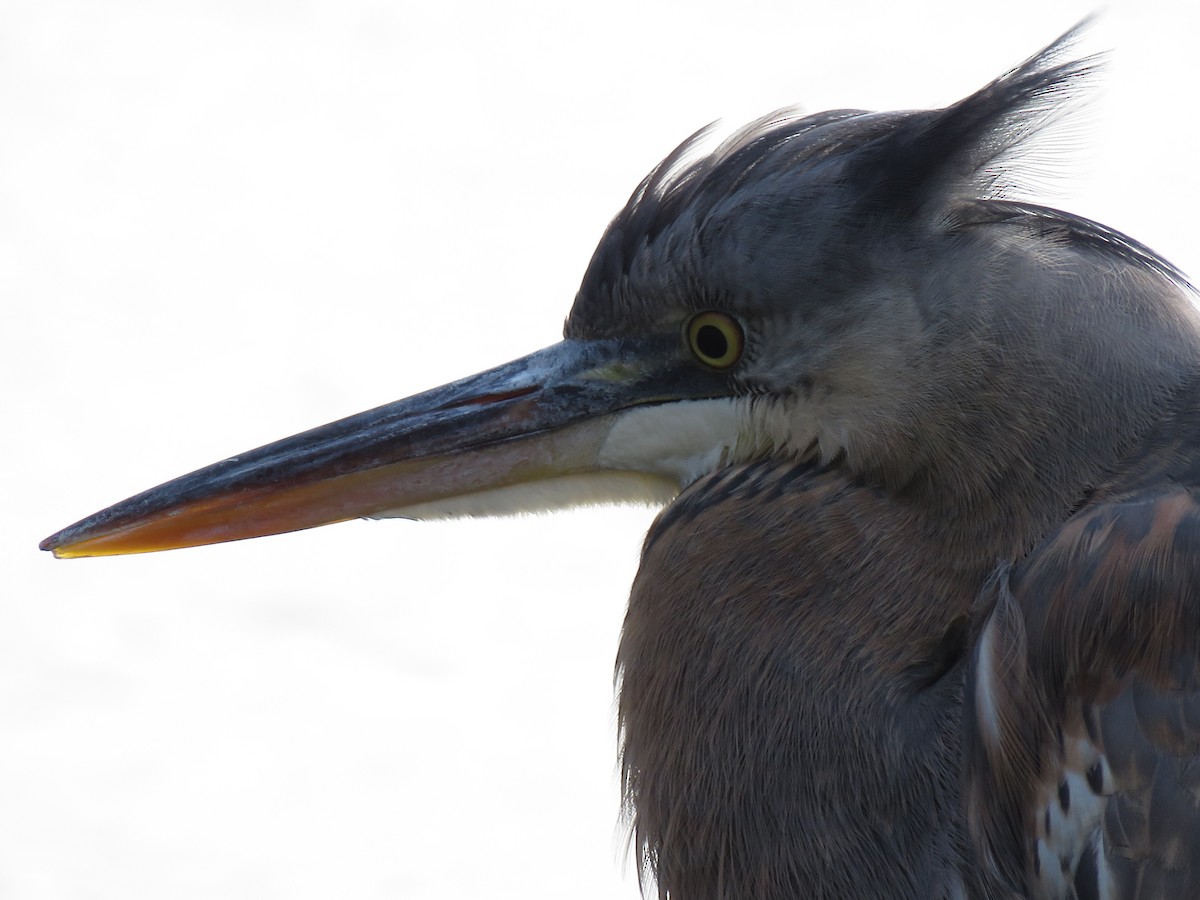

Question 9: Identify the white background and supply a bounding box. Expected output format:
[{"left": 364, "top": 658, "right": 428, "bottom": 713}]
[{"left": 4, "top": 1, "right": 1196, "bottom": 898}]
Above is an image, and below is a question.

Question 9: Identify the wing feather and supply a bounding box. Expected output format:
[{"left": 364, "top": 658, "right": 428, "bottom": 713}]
[{"left": 965, "top": 491, "right": 1200, "bottom": 898}]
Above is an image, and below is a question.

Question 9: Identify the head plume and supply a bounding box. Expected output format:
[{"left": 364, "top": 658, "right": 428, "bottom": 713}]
[{"left": 568, "top": 18, "right": 1107, "bottom": 337}]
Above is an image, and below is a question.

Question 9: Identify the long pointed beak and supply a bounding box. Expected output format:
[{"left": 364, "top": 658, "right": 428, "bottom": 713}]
[{"left": 41, "top": 337, "right": 731, "bottom": 558}]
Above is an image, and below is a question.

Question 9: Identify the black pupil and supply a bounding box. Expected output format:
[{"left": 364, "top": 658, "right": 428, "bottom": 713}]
[{"left": 696, "top": 323, "right": 729, "bottom": 360}]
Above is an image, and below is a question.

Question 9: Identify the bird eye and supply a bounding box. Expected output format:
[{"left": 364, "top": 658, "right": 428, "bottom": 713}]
[{"left": 686, "top": 312, "right": 744, "bottom": 370}]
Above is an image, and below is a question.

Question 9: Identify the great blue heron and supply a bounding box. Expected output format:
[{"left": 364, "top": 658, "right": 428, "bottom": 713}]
[{"left": 41, "top": 21, "right": 1200, "bottom": 899}]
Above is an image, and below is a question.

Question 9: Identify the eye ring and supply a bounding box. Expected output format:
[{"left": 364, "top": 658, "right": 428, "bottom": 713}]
[{"left": 686, "top": 311, "right": 744, "bottom": 370}]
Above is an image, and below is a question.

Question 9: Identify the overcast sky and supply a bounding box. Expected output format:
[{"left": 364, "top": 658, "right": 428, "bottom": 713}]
[{"left": 4, "top": 2, "right": 1195, "bottom": 898}]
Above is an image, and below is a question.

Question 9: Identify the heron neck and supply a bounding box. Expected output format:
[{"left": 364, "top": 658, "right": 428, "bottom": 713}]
[{"left": 618, "top": 460, "right": 992, "bottom": 899}]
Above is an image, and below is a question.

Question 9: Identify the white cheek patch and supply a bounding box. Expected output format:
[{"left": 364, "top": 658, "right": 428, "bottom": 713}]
[
  {"left": 597, "top": 398, "right": 751, "bottom": 486},
  {"left": 368, "top": 398, "right": 760, "bottom": 524},
  {"left": 371, "top": 471, "right": 677, "bottom": 521}
]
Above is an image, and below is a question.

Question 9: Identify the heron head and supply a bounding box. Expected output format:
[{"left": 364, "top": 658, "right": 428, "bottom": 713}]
[
  {"left": 47, "top": 20, "right": 1188, "bottom": 559},
  {"left": 561, "top": 20, "right": 1132, "bottom": 489}
]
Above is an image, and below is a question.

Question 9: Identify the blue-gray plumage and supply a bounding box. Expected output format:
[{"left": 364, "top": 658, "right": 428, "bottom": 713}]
[{"left": 40, "top": 20, "right": 1200, "bottom": 899}]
